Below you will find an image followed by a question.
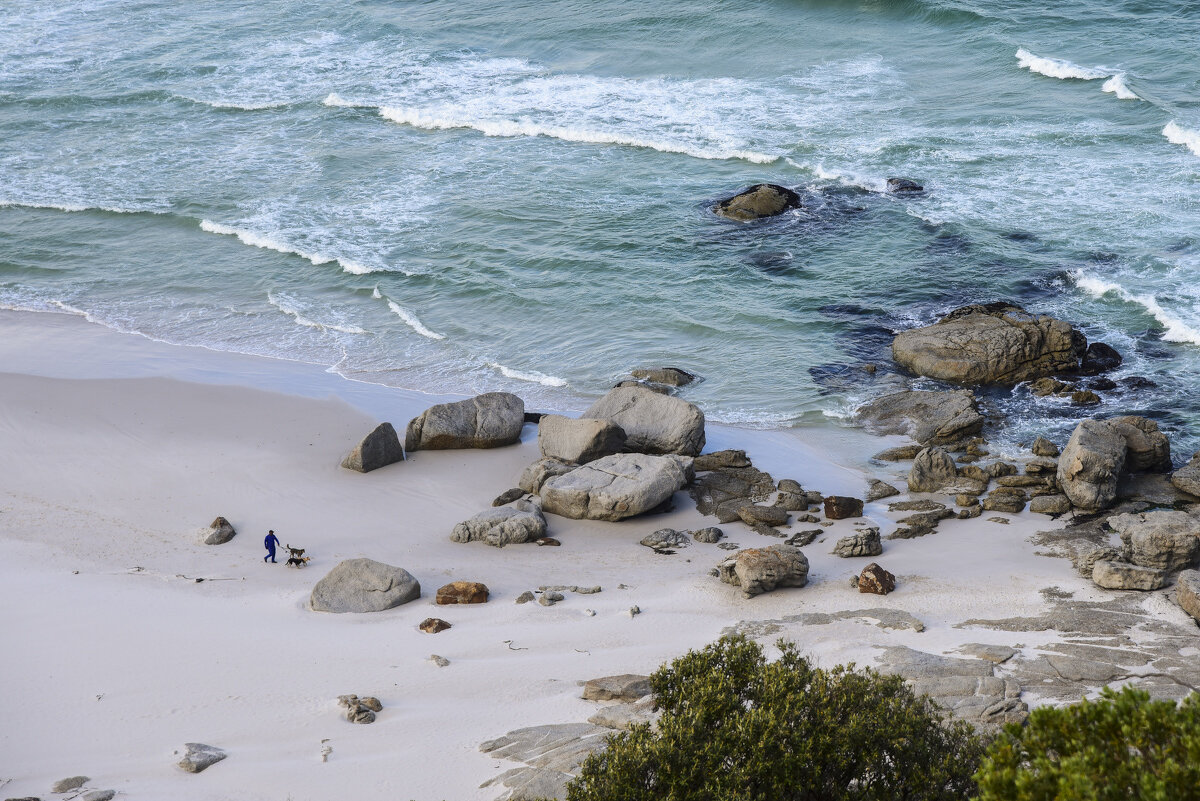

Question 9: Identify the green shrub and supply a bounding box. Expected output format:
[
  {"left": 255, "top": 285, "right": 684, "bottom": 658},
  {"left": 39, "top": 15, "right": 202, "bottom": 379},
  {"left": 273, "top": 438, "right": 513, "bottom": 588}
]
[
  {"left": 564, "top": 635, "right": 984, "bottom": 801},
  {"left": 974, "top": 685, "right": 1200, "bottom": 801}
]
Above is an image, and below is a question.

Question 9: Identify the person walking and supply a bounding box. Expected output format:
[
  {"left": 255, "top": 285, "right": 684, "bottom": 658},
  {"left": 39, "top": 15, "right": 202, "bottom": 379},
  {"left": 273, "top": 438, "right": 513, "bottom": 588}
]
[{"left": 264, "top": 529, "right": 281, "bottom": 563}]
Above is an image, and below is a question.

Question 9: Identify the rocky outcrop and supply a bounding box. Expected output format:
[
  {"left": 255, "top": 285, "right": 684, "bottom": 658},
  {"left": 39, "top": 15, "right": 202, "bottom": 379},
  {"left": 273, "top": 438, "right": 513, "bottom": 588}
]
[
  {"left": 583, "top": 386, "right": 705, "bottom": 456},
  {"left": 907, "top": 447, "right": 958, "bottom": 493},
  {"left": 201, "top": 516, "right": 236, "bottom": 545},
  {"left": 540, "top": 453, "right": 690, "bottom": 521},
  {"left": 519, "top": 457, "right": 576, "bottom": 494},
  {"left": 1058, "top": 417, "right": 1172, "bottom": 509},
  {"left": 824, "top": 496, "right": 864, "bottom": 520},
  {"left": 1172, "top": 452, "right": 1200, "bottom": 497},
  {"left": 341, "top": 421, "right": 404, "bottom": 472},
  {"left": 450, "top": 503, "right": 547, "bottom": 548},
  {"left": 435, "top": 581, "right": 489, "bottom": 604},
  {"left": 716, "top": 544, "right": 809, "bottom": 598},
  {"left": 1092, "top": 560, "right": 1170, "bottom": 591},
  {"left": 404, "top": 392, "right": 524, "bottom": 452},
  {"left": 581, "top": 674, "right": 652, "bottom": 702},
  {"left": 1177, "top": 570, "right": 1200, "bottom": 623},
  {"left": 1107, "top": 511, "right": 1200, "bottom": 572},
  {"left": 177, "top": 743, "right": 227, "bottom": 773},
  {"left": 537, "top": 415, "right": 626, "bottom": 465},
  {"left": 310, "top": 559, "right": 420, "bottom": 613},
  {"left": 833, "top": 528, "right": 882, "bottom": 558},
  {"left": 891, "top": 303, "right": 1087, "bottom": 386},
  {"left": 712, "top": 183, "right": 801, "bottom": 221},
  {"left": 855, "top": 390, "right": 984, "bottom": 446}
]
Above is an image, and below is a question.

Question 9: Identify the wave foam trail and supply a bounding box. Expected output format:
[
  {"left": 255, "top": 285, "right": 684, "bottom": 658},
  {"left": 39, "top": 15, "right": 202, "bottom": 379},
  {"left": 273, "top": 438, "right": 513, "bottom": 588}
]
[
  {"left": 486, "top": 361, "right": 567, "bottom": 387},
  {"left": 267, "top": 292, "right": 366, "bottom": 335},
  {"left": 199, "top": 220, "right": 379, "bottom": 275},
  {"left": 1101, "top": 73, "right": 1140, "bottom": 100},
  {"left": 1015, "top": 48, "right": 1109, "bottom": 80},
  {"left": 1163, "top": 122, "right": 1200, "bottom": 157},
  {"left": 386, "top": 300, "right": 445, "bottom": 340},
  {"left": 1073, "top": 271, "right": 1200, "bottom": 345}
]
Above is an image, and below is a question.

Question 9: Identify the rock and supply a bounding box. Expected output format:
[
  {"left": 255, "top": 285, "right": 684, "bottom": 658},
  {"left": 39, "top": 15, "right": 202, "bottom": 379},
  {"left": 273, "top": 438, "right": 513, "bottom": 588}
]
[
  {"left": 833, "top": 528, "right": 882, "bottom": 558},
  {"left": 873, "top": 444, "right": 924, "bottom": 461},
  {"left": 341, "top": 422, "right": 404, "bottom": 472},
  {"left": 1092, "top": 560, "right": 1170, "bottom": 591},
  {"left": 856, "top": 390, "right": 984, "bottom": 446},
  {"left": 886, "top": 177, "right": 924, "bottom": 194},
  {"left": 640, "top": 529, "right": 690, "bottom": 552},
  {"left": 865, "top": 479, "right": 900, "bottom": 501},
  {"left": 519, "top": 457, "right": 577, "bottom": 494},
  {"left": 1171, "top": 451, "right": 1200, "bottom": 497},
  {"left": 858, "top": 563, "right": 896, "bottom": 595},
  {"left": 420, "top": 617, "right": 451, "bottom": 633},
  {"left": 907, "top": 447, "right": 958, "bottom": 492},
  {"left": 823, "top": 496, "right": 864, "bottom": 519},
  {"left": 1029, "top": 494, "right": 1071, "bottom": 515},
  {"left": 690, "top": 526, "right": 723, "bottom": 543},
  {"left": 202, "top": 516, "right": 236, "bottom": 545},
  {"left": 1087, "top": 377, "right": 1118, "bottom": 391},
  {"left": 435, "top": 581, "right": 489, "bottom": 605},
  {"left": 1177, "top": 570, "right": 1200, "bottom": 622},
  {"left": 988, "top": 516, "right": 1011, "bottom": 524},
  {"left": 492, "top": 487, "right": 526, "bottom": 506},
  {"left": 177, "top": 742, "right": 227, "bottom": 773},
  {"left": 1110, "top": 416, "right": 1171, "bottom": 473},
  {"left": 310, "top": 559, "right": 420, "bottom": 613},
  {"left": 1030, "top": 377, "right": 1071, "bottom": 396},
  {"left": 956, "top": 494, "right": 980, "bottom": 506},
  {"left": 581, "top": 674, "right": 652, "bottom": 702},
  {"left": 347, "top": 706, "right": 376, "bottom": 724},
  {"left": 51, "top": 777, "right": 89, "bottom": 793},
  {"left": 888, "top": 499, "right": 947, "bottom": 513},
  {"left": 450, "top": 505, "right": 547, "bottom": 548},
  {"left": 1107, "top": 511, "right": 1200, "bottom": 572},
  {"left": 737, "top": 504, "right": 790, "bottom": 527},
  {"left": 1024, "top": 458, "right": 1058, "bottom": 476},
  {"left": 535, "top": 537, "right": 560, "bottom": 547},
  {"left": 693, "top": 450, "right": 751, "bottom": 470},
  {"left": 588, "top": 697, "right": 660, "bottom": 730},
  {"left": 629, "top": 367, "right": 697, "bottom": 387},
  {"left": 540, "top": 453, "right": 690, "bottom": 521},
  {"left": 773, "top": 490, "right": 810, "bottom": 511},
  {"left": 1070, "top": 542, "right": 1127, "bottom": 578},
  {"left": 429, "top": 654, "right": 450, "bottom": 667},
  {"left": 716, "top": 544, "right": 809, "bottom": 598},
  {"left": 1079, "top": 342, "right": 1123, "bottom": 375},
  {"left": 515, "top": 591, "right": 536, "bottom": 604},
  {"left": 982, "top": 492, "right": 1025, "bottom": 514},
  {"left": 537, "top": 415, "right": 627, "bottom": 465},
  {"left": 713, "top": 183, "right": 801, "bottom": 221},
  {"left": 539, "top": 592, "right": 562, "bottom": 606},
  {"left": 81, "top": 792, "right": 114, "bottom": 801},
  {"left": 583, "top": 386, "right": 705, "bottom": 456},
  {"left": 1059, "top": 417, "right": 1172, "bottom": 509},
  {"left": 892, "top": 303, "right": 1086, "bottom": 386},
  {"left": 1071, "top": 390, "right": 1101, "bottom": 406},
  {"left": 957, "top": 504, "right": 983, "bottom": 519},
  {"left": 404, "top": 392, "right": 524, "bottom": 452}
]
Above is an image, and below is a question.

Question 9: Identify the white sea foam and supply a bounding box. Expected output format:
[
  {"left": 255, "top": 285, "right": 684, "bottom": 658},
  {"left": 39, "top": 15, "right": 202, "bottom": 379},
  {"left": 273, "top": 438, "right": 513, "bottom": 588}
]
[
  {"left": 372, "top": 286, "right": 382, "bottom": 299},
  {"left": 267, "top": 292, "right": 366, "bottom": 335},
  {"left": 0, "top": 199, "right": 159, "bottom": 215},
  {"left": 486, "top": 361, "right": 567, "bottom": 387},
  {"left": 1163, "top": 122, "right": 1200, "bottom": 157},
  {"left": 377, "top": 105, "right": 777, "bottom": 163},
  {"left": 1101, "top": 73, "right": 1140, "bottom": 100},
  {"left": 199, "top": 220, "right": 380, "bottom": 275},
  {"left": 1073, "top": 271, "right": 1200, "bottom": 344},
  {"left": 802, "top": 162, "right": 888, "bottom": 193},
  {"left": 1015, "top": 48, "right": 1109, "bottom": 81},
  {"left": 177, "top": 95, "right": 293, "bottom": 110},
  {"left": 386, "top": 300, "right": 445, "bottom": 340}
]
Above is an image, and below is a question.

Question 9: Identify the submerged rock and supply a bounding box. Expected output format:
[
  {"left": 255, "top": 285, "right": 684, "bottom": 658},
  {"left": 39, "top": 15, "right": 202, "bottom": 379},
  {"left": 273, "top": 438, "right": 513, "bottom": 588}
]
[
  {"left": 629, "top": 367, "right": 698, "bottom": 387},
  {"left": 712, "top": 183, "right": 801, "bottom": 221},
  {"left": 886, "top": 177, "right": 924, "bottom": 194}
]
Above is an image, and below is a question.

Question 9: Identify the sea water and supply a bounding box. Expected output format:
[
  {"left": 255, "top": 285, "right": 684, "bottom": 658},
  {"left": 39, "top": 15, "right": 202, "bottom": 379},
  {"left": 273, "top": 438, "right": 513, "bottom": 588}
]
[{"left": 2, "top": 0, "right": 1198, "bottom": 456}]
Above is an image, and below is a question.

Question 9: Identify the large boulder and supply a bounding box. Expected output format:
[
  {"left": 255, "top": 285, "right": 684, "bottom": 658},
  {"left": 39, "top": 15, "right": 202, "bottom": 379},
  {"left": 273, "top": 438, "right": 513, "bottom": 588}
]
[
  {"left": 341, "top": 422, "right": 404, "bottom": 472},
  {"left": 1092, "top": 560, "right": 1170, "bottom": 591},
  {"left": 539, "top": 453, "right": 690, "bottom": 521},
  {"left": 404, "top": 392, "right": 524, "bottom": 452},
  {"left": 583, "top": 386, "right": 705, "bottom": 456},
  {"left": 1107, "top": 511, "right": 1200, "bottom": 572},
  {"left": 450, "top": 503, "right": 547, "bottom": 548},
  {"left": 1058, "top": 417, "right": 1172, "bottom": 510},
  {"left": 891, "top": 303, "right": 1086, "bottom": 386},
  {"left": 712, "top": 184, "right": 801, "bottom": 221},
  {"left": 716, "top": 544, "right": 809, "bottom": 598},
  {"left": 1177, "top": 570, "right": 1200, "bottom": 623},
  {"left": 1172, "top": 452, "right": 1200, "bottom": 497},
  {"left": 537, "top": 415, "right": 627, "bottom": 465},
  {"left": 310, "top": 559, "right": 420, "bottom": 613},
  {"left": 855, "top": 390, "right": 984, "bottom": 446},
  {"left": 907, "top": 447, "right": 958, "bottom": 493},
  {"left": 201, "top": 516, "right": 236, "bottom": 545}
]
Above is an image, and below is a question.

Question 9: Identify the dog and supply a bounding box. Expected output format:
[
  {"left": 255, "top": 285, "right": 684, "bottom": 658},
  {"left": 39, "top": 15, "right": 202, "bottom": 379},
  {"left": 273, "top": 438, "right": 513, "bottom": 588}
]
[
  {"left": 285, "top": 544, "right": 305, "bottom": 559},
  {"left": 286, "top": 555, "right": 311, "bottom": 568}
]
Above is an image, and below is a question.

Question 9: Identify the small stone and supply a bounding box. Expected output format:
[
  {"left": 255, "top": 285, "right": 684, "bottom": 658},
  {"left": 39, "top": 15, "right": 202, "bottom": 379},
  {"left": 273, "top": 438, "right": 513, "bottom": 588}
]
[
  {"left": 52, "top": 778, "right": 89, "bottom": 793},
  {"left": 515, "top": 591, "right": 536, "bottom": 604},
  {"left": 957, "top": 505, "right": 983, "bottom": 519},
  {"left": 640, "top": 529, "right": 690, "bottom": 551},
  {"left": 347, "top": 707, "right": 376, "bottom": 724},
  {"left": 786, "top": 529, "right": 821, "bottom": 547},
  {"left": 737, "top": 504, "right": 790, "bottom": 527},
  {"left": 575, "top": 586, "right": 602, "bottom": 594},
  {"left": 492, "top": 488, "right": 526, "bottom": 506},
  {"left": 717, "top": 542, "right": 740, "bottom": 550},
  {"left": 824, "top": 496, "right": 864, "bottom": 519},
  {"left": 858, "top": 563, "right": 896, "bottom": 595},
  {"left": 833, "top": 528, "right": 883, "bottom": 558},
  {"left": 626, "top": 606, "right": 641, "bottom": 617},
  {"left": 988, "top": 516, "right": 1011, "bottom": 524},
  {"left": 538, "top": 594, "right": 560, "bottom": 606},
  {"left": 581, "top": 674, "right": 652, "bottom": 702},
  {"left": 535, "top": 537, "right": 561, "bottom": 547},
  {"left": 435, "top": 581, "right": 489, "bottom": 605},
  {"left": 584, "top": 608, "right": 596, "bottom": 616},
  {"left": 429, "top": 654, "right": 450, "bottom": 667},
  {"left": 955, "top": 494, "right": 980, "bottom": 507},
  {"left": 336, "top": 694, "right": 359, "bottom": 708},
  {"left": 419, "top": 617, "right": 451, "bottom": 634},
  {"left": 690, "top": 526, "right": 724, "bottom": 543},
  {"left": 1092, "top": 560, "right": 1170, "bottom": 591},
  {"left": 177, "top": 742, "right": 227, "bottom": 773}
]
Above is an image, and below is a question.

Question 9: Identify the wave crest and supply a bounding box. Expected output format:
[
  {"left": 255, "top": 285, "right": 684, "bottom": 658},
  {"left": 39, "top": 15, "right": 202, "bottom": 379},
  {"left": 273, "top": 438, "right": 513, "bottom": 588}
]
[
  {"left": 199, "top": 220, "right": 380, "bottom": 275},
  {"left": 1101, "top": 73, "right": 1140, "bottom": 100},
  {"left": 385, "top": 299, "right": 445, "bottom": 340},
  {"left": 1163, "top": 122, "right": 1200, "bottom": 157},
  {"left": 1073, "top": 271, "right": 1200, "bottom": 345},
  {"left": 267, "top": 292, "right": 366, "bottom": 335},
  {"left": 1015, "top": 48, "right": 1109, "bottom": 81},
  {"left": 486, "top": 362, "right": 567, "bottom": 387}
]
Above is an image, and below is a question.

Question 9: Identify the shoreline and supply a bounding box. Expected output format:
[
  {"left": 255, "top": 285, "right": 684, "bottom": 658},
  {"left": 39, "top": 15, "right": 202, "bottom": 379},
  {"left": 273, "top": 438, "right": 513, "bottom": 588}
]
[{"left": 0, "top": 308, "right": 1195, "bottom": 801}]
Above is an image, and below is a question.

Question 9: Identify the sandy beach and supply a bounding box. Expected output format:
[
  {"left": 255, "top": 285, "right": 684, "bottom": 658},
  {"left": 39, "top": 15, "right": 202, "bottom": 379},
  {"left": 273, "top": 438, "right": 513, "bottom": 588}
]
[{"left": 1, "top": 309, "right": 1196, "bottom": 801}]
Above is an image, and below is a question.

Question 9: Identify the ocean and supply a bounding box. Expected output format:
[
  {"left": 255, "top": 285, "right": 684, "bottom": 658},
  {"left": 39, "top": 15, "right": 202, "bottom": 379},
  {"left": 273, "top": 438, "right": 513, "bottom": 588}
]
[{"left": 2, "top": 0, "right": 1198, "bottom": 458}]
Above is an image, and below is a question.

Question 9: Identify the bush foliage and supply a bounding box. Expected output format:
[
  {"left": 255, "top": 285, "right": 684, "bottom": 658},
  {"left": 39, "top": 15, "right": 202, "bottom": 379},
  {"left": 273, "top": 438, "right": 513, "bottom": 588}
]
[
  {"left": 974, "top": 685, "right": 1200, "bottom": 801},
  {"left": 564, "top": 635, "right": 985, "bottom": 801}
]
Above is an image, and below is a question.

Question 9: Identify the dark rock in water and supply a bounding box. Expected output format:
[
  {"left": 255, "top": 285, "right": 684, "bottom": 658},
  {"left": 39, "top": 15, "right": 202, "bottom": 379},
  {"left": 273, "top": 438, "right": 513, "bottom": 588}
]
[
  {"left": 1079, "top": 342, "right": 1122, "bottom": 376},
  {"left": 341, "top": 422, "right": 404, "bottom": 472},
  {"left": 1121, "top": 376, "right": 1158, "bottom": 390},
  {"left": 1086, "top": 377, "right": 1118, "bottom": 391},
  {"left": 630, "top": 367, "right": 697, "bottom": 387},
  {"left": 886, "top": 177, "right": 924, "bottom": 194},
  {"left": 746, "top": 250, "right": 796, "bottom": 273},
  {"left": 1071, "top": 390, "right": 1102, "bottom": 406},
  {"left": 613, "top": 379, "right": 671, "bottom": 394},
  {"left": 712, "top": 183, "right": 801, "bottom": 221},
  {"left": 524, "top": 411, "right": 545, "bottom": 424}
]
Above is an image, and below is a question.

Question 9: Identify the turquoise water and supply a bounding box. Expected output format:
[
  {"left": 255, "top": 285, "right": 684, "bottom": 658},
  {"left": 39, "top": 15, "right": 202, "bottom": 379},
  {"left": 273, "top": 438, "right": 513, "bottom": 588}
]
[{"left": 2, "top": 0, "right": 1199, "bottom": 454}]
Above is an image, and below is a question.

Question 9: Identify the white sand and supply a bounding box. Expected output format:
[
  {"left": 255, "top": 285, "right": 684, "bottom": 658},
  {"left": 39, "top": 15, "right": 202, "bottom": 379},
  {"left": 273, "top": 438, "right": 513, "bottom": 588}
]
[{"left": 0, "top": 309, "right": 1143, "bottom": 800}]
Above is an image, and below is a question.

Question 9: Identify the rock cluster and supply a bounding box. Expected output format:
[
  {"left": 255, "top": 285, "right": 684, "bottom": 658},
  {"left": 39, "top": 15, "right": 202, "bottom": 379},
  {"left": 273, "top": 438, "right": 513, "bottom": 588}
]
[
  {"left": 1058, "top": 417, "right": 1171, "bottom": 509},
  {"left": 338, "top": 694, "right": 383, "bottom": 724}
]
